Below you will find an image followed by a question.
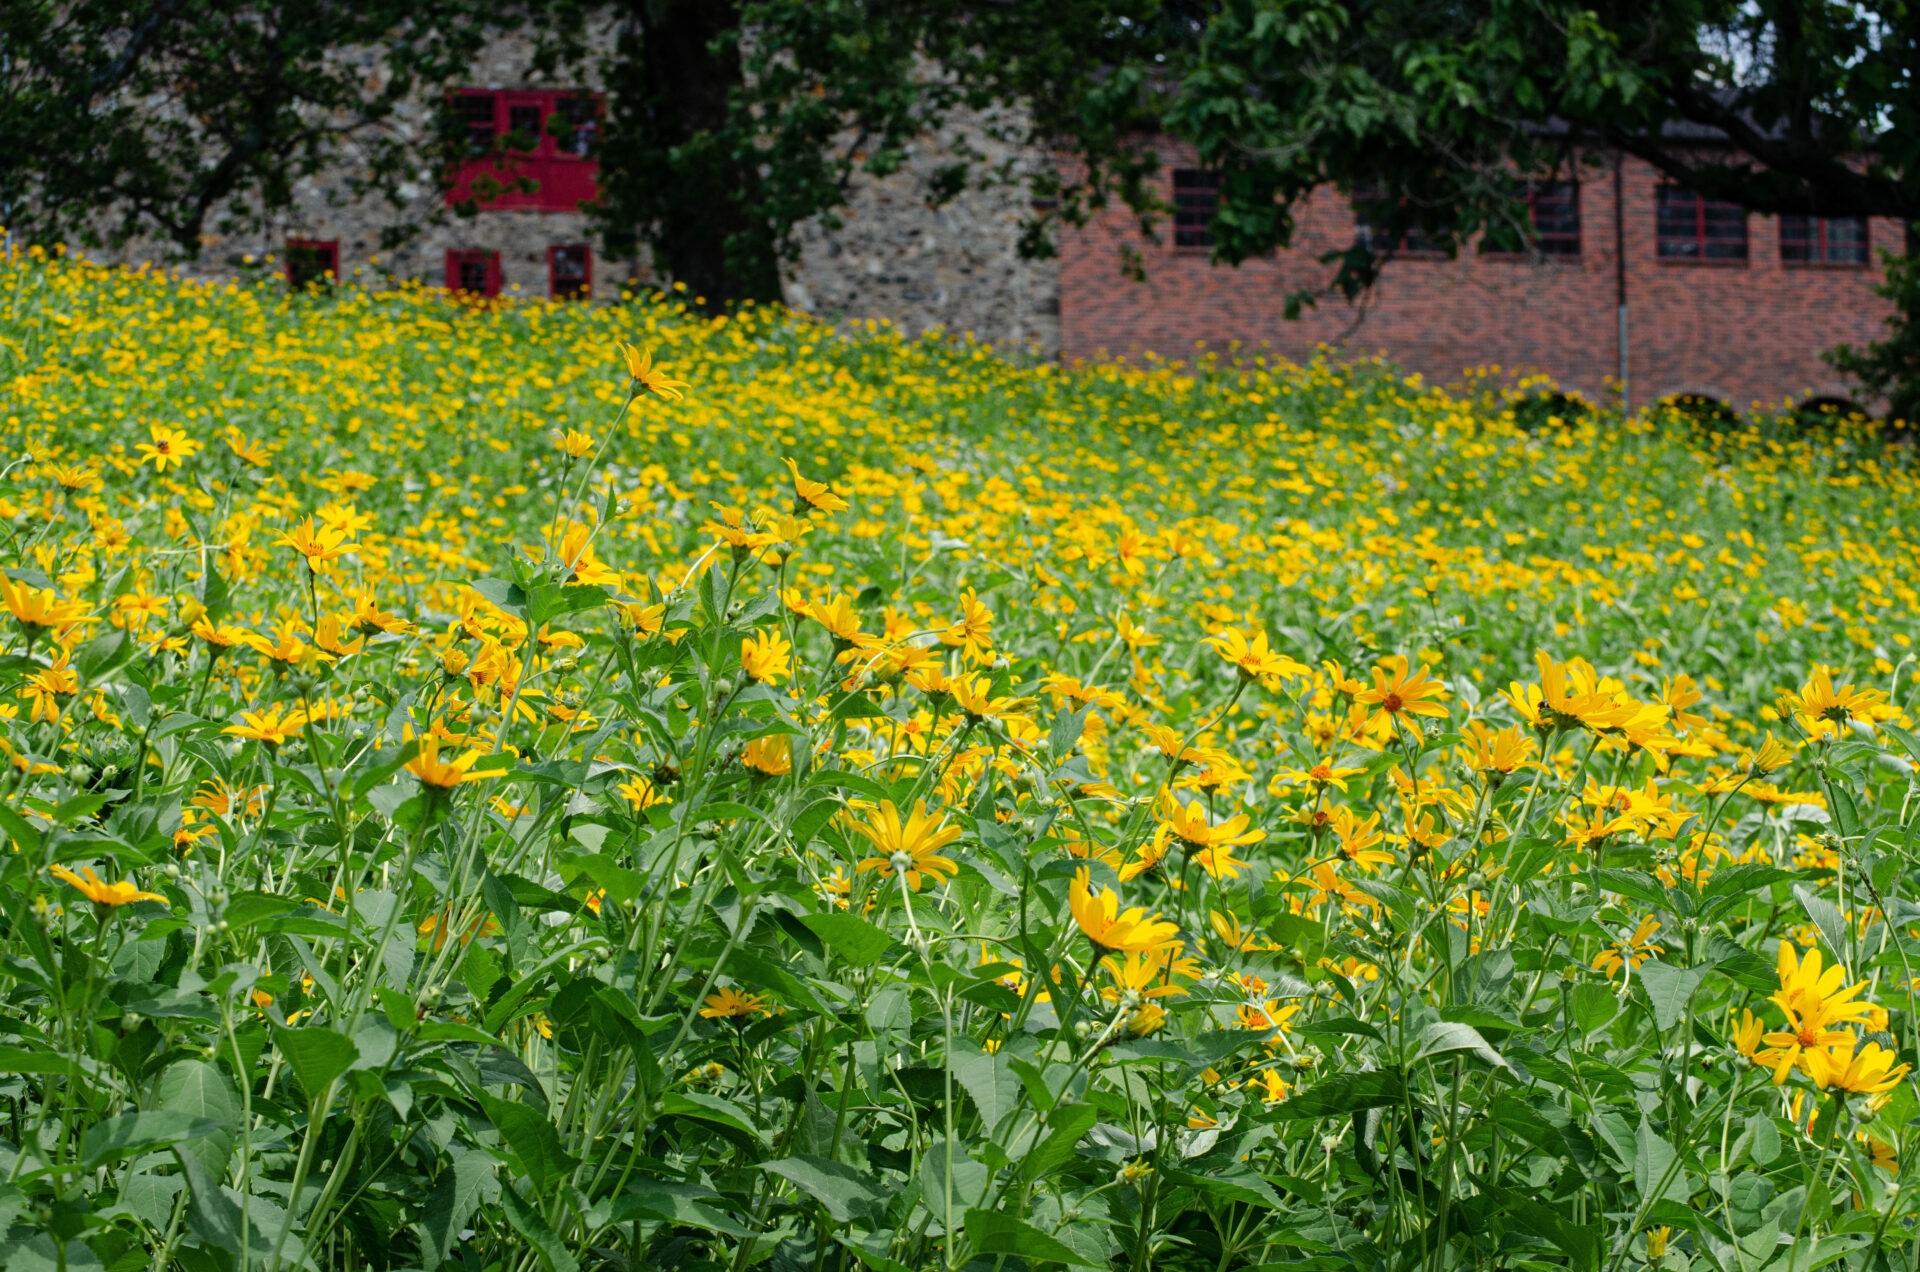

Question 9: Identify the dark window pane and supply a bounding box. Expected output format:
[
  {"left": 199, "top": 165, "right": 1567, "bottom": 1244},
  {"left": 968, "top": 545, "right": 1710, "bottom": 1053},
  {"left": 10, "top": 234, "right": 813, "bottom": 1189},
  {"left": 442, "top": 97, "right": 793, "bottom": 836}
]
[
  {"left": 287, "top": 241, "right": 337, "bottom": 289},
  {"left": 1780, "top": 214, "right": 1817, "bottom": 262},
  {"left": 551, "top": 245, "right": 590, "bottom": 299},
  {"left": 1824, "top": 216, "right": 1869, "bottom": 264},
  {"left": 1530, "top": 181, "right": 1580, "bottom": 254},
  {"left": 506, "top": 103, "right": 542, "bottom": 151},
  {"left": 551, "top": 96, "right": 599, "bottom": 158},
  {"left": 1702, "top": 201, "right": 1747, "bottom": 259},
  {"left": 458, "top": 93, "right": 496, "bottom": 155},
  {"left": 1173, "top": 169, "right": 1220, "bottom": 248},
  {"left": 458, "top": 259, "right": 488, "bottom": 292}
]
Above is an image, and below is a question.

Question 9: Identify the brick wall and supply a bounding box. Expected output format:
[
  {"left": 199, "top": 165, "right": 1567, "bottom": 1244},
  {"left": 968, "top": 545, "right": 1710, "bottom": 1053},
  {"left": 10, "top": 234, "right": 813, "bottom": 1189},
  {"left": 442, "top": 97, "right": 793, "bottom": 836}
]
[{"left": 1059, "top": 151, "right": 1900, "bottom": 410}]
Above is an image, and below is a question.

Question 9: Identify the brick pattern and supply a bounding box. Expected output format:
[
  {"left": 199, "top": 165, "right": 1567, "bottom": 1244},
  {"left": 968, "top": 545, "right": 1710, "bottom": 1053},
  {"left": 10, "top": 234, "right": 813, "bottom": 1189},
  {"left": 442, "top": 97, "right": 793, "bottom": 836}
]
[{"left": 1058, "top": 151, "right": 1899, "bottom": 410}]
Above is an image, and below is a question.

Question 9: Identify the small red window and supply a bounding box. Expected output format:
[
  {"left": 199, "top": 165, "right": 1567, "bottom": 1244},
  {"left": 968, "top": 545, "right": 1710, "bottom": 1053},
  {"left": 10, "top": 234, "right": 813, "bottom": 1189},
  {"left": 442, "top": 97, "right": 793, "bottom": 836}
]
[
  {"left": 286, "top": 239, "right": 339, "bottom": 289},
  {"left": 549, "top": 245, "right": 591, "bottom": 299},
  {"left": 445, "top": 249, "right": 502, "bottom": 298}
]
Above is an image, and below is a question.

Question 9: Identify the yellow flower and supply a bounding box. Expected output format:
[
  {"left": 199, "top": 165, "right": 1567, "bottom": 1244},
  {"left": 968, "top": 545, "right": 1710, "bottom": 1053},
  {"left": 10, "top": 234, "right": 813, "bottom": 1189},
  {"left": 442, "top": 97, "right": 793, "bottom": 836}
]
[
  {"left": 1329, "top": 806, "right": 1395, "bottom": 872},
  {"left": 1645, "top": 1227, "right": 1671, "bottom": 1259},
  {"left": 1205, "top": 627, "right": 1308, "bottom": 683},
  {"left": 135, "top": 423, "right": 201, "bottom": 472},
  {"left": 1158, "top": 793, "right": 1266, "bottom": 852},
  {"left": 1781, "top": 666, "right": 1886, "bottom": 735},
  {"left": 741, "top": 735, "right": 792, "bottom": 775},
  {"left": 1, "top": 580, "right": 94, "bottom": 636},
  {"left": 1353, "top": 655, "right": 1450, "bottom": 730},
  {"left": 1068, "top": 868, "right": 1182, "bottom": 954},
  {"left": 222, "top": 427, "right": 271, "bottom": 466},
  {"left": 554, "top": 428, "right": 596, "bottom": 458},
  {"left": 1459, "top": 720, "right": 1535, "bottom": 776},
  {"left": 940, "top": 588, "right": 994, "bottom": 662},
  {"left": 50, "top": 864, "right": 168, "bottom": 907},
  {"left": 699, "top": 987, "right": 772, "bottom": 1019},
  {"left": 406, "top": 735, "right": 502, "bottom": 788},
  {"left": 1099, "top": 948, "right": 1196, "bottom": 1002},
  {"left": 276, "top": 517, "right": 353, "bottom": 571},
  {"left": 851, "top": 800, "right": 962, "bottom": 891},
  {"left": 1747, "top": 731, "right": 1795, "bottom": 775},
  {"left": 1759, "top": 940, "right": 1876, "bottom": 1083},
  {"left": 18, "top": 655, "right": 77, "bottom": 723},
  {"left": 1592, "top": 916, "right": 1664, "bottom": 977},
  {"left": 784, "top": 458, "right": 849, "bottom": 514},
  {"left": 1801, "top": 1039, "right": 1910, "bottom": 1094},
  {"left": 1729, "top": 1008, "right": 1765, "bottom": 1058},
  {"left": 739, "top": 630, "right": 792, "bottom": 684},
  {"left": 223, "top": 705, "right": 305, "bottom": 747},
  {"left": 619, "top": 341, "right": 689, "bottom": 400}
]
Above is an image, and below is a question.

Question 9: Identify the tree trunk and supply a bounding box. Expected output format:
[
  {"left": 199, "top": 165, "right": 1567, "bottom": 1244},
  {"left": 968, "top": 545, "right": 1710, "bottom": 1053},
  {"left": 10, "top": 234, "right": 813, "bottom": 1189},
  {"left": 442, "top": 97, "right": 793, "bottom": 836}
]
[{"left": 603, "top": 0, "right": 782, "bottom": 308}]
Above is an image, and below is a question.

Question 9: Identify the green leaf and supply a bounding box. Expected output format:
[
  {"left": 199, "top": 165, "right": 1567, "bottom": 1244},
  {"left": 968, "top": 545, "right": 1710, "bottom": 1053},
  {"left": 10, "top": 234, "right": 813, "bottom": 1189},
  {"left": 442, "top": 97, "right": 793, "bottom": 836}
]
[
  {"left": 1795, "top": 884, "right": 1851, "bottom": 964},
  {"left": 612, "top": 1178, "right": 751, "bottom": 1237},
  {"left": 761, "top": 1154, "right": 885, "bottom": 1223},
  {"left": 1414, "top": 1020, "right": 1513, "bottom": 1073},
  {"left": 0, "top": 805, "right": 42, "bottom": 856},
  {"left": 659, "top": 1092, "right": 766, "bottom": 1144},
  {"left": 273, "top": 1025, "right": 358, "bottom": 1100},
  {"left": 81, "top": 1110, "right": 219, "bottom": 1170},
  {"left": 949, "top": 1039, "right": 1021, "bottom": 1133},
  {"left": 478, "top": 1093, "right": 577, "bottom": 1191},
  {"left": 1021, "top": 1102, "right": 1096, "bottom": 1181},
  {"left": 418, "top": 1150, "right": 496, "bottom": 1270},
  {"left": 72, "top": 628, "right": 134, "bottom": 681},
  {"left": 1637, "top": 960, "right": 1709, "bottom": 1031},
  {"left": 801, "top": 912, "right": 892, "bottom": 966},
  {"left": 1271, "top": 1069, "right": 1405, "bottom": 1120},
  {"left": 158, "top": 1059, "right": 238, "bottom": 1181},
  {"left": 1166, "top": 1166, "right": 1283, "bottom": 1209},
  {"left": 1633, "top": 1116, "right": 1691, "bottom": 1205},
  {"left": 965, "top": 1208, "right": 1101, "bottom": 1268},
  {"left": 499, "top": 1182, "right": 581, "bottom": 1272}
]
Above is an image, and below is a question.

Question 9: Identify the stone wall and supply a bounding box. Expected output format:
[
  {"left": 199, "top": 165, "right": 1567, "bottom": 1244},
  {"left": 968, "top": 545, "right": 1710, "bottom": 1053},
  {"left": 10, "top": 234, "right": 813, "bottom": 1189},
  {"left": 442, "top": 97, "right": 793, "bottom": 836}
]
[
  {"left": 782, "top": 110, "right": 1061, "bottom": 358},
  {"left": 78, "top": 27, "right": 1061, "bottom": 355}
]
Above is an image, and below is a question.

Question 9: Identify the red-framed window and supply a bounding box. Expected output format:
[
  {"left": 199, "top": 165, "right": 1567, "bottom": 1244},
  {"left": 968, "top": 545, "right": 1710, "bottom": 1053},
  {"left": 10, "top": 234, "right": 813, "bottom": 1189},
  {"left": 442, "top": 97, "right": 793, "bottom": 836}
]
[
  {"left": 446, "top": 89, "right": 602, "bottom": 213},
  {"left": 549, "top": 245, "right": 591, "bottom": 300},
  {"left": 1656, "top": 186, "right": 1748, "bottom": 261},
  {"left": 1352, "top": 188, "right": 1441, "bottom": 256},
  {"left": 1526, "top": 181, "right": 1580, "bottom": 255},
  {"left": 1481, "top": 180, "right": 1581, "bottom": 256},
  {"left": 445, "top": 249, "right": 502, "bottom": 298},
  {"left": 1172, "top": 169, "right": 1221, "bottom": 249},
  {"left": 286, "top": 239, "right": 339, "bottom": 289},
  {"left": 1780, "top": 215, "right": 1868, "bottom": 266}
]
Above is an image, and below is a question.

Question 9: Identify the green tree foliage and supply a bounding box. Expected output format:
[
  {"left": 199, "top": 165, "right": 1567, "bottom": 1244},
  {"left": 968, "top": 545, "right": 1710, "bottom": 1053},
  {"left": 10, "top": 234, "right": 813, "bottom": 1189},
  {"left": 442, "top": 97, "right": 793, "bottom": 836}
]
[{"left": 0, "top": 0, "right": 499, "bottom": 257}]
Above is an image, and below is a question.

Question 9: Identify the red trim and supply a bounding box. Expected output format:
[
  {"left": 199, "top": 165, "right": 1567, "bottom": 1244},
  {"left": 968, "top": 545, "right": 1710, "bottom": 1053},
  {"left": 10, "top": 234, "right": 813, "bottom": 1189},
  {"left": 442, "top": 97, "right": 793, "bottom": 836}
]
[
  {"left": 446, "top": 88, "right": 602, "bottom": 212},
  {"left": 445, "top": 249, "right": 502, "bottom": 298},
  {"left": 285, "top": 238, "right": 339, "bottom": 287},
  {"left": 548, "top": 244, "right": 592, "bottom": 299}
]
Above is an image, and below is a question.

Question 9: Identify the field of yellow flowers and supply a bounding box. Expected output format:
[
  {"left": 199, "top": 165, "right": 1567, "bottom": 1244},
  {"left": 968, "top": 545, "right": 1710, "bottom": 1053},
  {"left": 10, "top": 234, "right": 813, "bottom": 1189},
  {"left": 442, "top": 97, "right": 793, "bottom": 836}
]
[{"left": 2, "top": 246, "right": 1920, "bottom": 1272}]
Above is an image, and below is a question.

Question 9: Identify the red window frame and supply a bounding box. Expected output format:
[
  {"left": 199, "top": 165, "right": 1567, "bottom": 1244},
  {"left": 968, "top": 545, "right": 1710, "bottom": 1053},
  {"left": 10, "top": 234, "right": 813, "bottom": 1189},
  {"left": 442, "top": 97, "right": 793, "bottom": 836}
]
[
  {"left": 548, "top": 244, "right": 592, "bottom": 300},
  {"left": 1780, "top": 215, "right": 1869, "bottom": 266},
  {"left": 1656, "top": 185, "right": 1748, "bottom": 262},
  {"left": 445, "top": 249, "right": 502, "bottom": 298},
  {"left": 285, "top": 238, "right": 339, "bottom": 288},
  {"left": 446, "top": 89, "right": 603, "bottom": 213}
]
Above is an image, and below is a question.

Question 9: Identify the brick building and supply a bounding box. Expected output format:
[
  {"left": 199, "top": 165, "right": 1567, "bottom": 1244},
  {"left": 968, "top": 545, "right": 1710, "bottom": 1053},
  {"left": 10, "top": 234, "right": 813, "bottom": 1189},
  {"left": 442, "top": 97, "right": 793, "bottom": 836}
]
[{"left": 1057, "top": 149, "right": 1902, "bottom": 412}]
